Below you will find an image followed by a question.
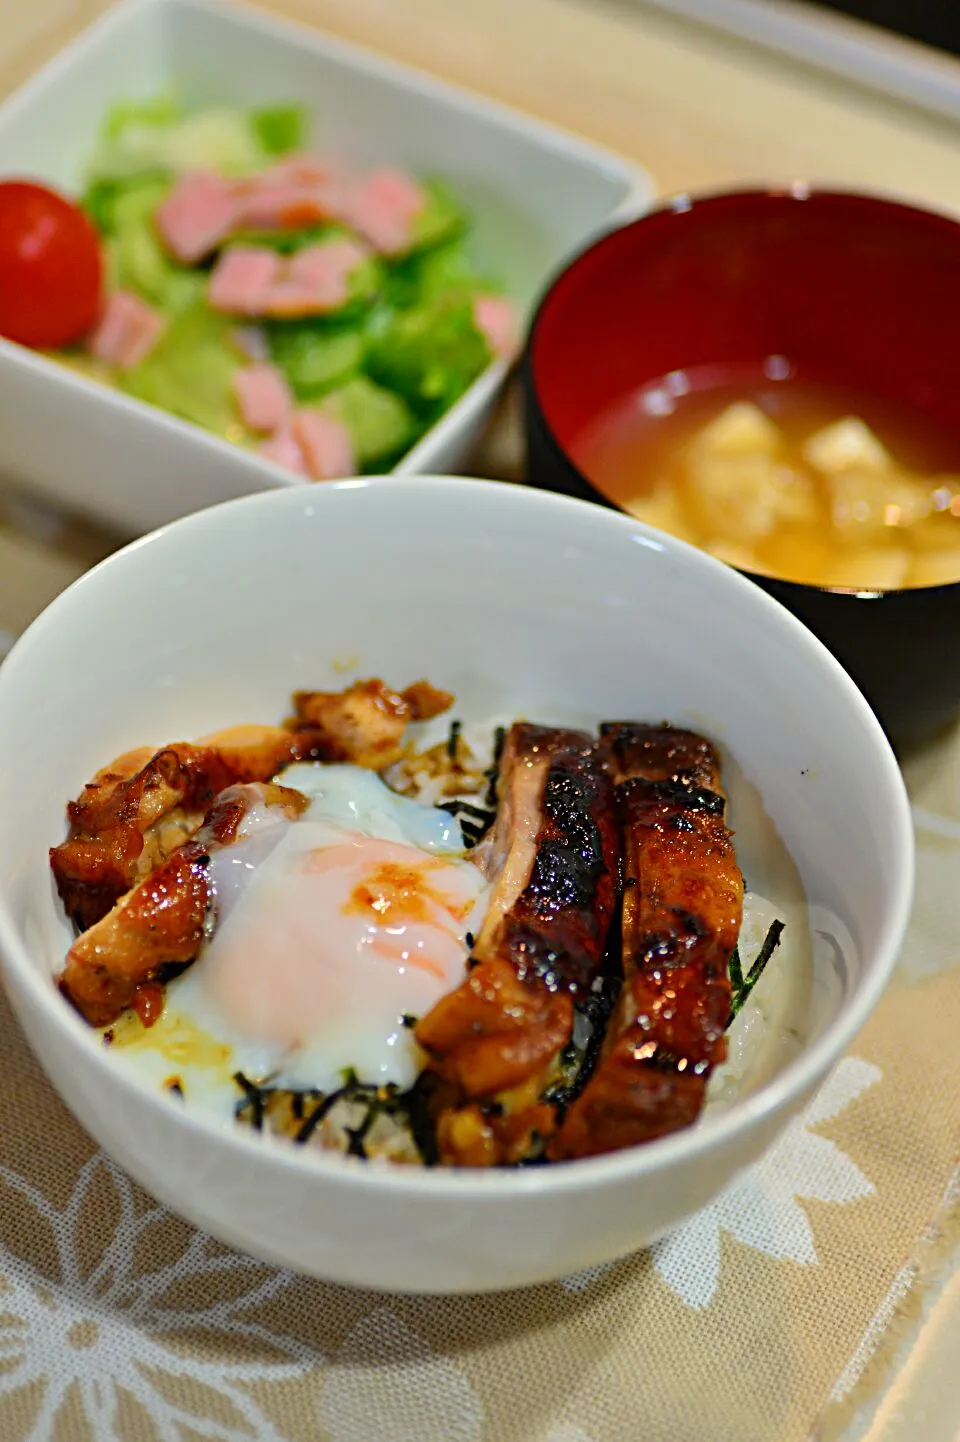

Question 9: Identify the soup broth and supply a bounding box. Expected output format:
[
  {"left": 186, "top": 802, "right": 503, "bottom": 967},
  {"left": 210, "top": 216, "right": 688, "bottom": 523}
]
[{"left": 574, "top": 370, "right": 960, "bottom": 590}]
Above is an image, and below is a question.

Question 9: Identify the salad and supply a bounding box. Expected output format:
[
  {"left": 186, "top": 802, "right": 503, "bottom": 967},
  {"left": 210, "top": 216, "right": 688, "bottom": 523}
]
[{"left": 0, "top": 97, "right": 518, "bottom": 478}]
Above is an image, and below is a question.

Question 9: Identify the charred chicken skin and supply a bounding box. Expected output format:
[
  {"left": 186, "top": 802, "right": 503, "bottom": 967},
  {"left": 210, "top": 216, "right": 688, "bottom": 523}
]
[
  {"left": 550, "top": 724, "right": 743, "bottom": 1160},
  {"left": 416, "top": 724, "right": 620, "bottom": 1164}
]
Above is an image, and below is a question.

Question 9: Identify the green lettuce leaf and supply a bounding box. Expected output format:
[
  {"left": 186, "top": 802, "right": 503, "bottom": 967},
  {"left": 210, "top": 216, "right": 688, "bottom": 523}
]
[
  {"left": 251, "top": 105, "right": 306, "bottom": 157},
  {"left": 81, "top": 174, "right": 170, "bottom": 235},
  {"left": 111, "top": 222, "right": 206, "bottom": 313},
  {"left": 341, "top": 253, "right": 383, "bottom": 315},
  {"left": 323, "top": 376, "right": 419, "bottom": 469},
  {"left": 364, "top": 295, "right": 491, "bottom": 419},
  {"left": 101, "top": 93, "right": 181, "bottom": 142},
  {"left": 407, "top": 178, "right": 467, "bottom": 255},
  {"left": 383, "top": 239, "right": 498, "bottom": 310},
  {"left": 118, "top": 304, "right": 242, "bottom": 435},
  {"left": 86, "top": 174, "right": 203, "bottom": 314},
  {"left": 268, "top": 320, "right": 364, "bottom": 398},
  {"left": 226, "top": 224, "right": 336, "bottom": 255},
  {"left": 88, "top": 105, "right": 270, "bottom": 182}
]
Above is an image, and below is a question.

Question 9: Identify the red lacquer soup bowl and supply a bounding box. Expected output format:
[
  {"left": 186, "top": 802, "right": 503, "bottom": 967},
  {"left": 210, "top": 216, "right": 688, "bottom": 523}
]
[{"left": 522, "top": 187, "right": 960, "bottom": 744}]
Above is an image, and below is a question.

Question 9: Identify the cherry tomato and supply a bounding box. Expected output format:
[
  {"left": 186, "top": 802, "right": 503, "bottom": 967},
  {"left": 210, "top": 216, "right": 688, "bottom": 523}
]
[{"left": 0, "top": 180, "right": 103, "bottom": 349}]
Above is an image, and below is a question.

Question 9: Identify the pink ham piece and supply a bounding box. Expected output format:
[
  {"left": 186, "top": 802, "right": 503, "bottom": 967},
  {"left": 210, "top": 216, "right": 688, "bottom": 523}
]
[
  {"left": 155, "top": 159, "right": 340, "bottom": 261},
  {"left": 290, "top": 238, "right": 368, "bottom": 292},
  {"left": 242, "top": 154, "right": 337, "bottom": 190},
  {"left": 234, "top": 157, "right": 342, "bottom": 232},
  {"left": 209, "top": 240, "right": 368, "bottom": 319},
  {"left": 208, "top": 247, "right": 283, "bottom": 316},
  {"left": 232, "top": 362, "right": 293, "bottom": 434},
  {"left": 236, "top": 183, "right": 334, "bottom": 232},
  {"left": 473, "top": 294, "right": 520, "bottom": 359},
  {"left": 155, "top": 172, "right": 240, "bottom": 264},
  {"left": 292, "top": 409, "right": 356, "bottom": 480},
  {"left": 266, "top": 239, "right": 370, "bottom": 318},
  {"left": 339, "top": 168, "right": 425, "bottom": 255},
  {"left": 88, "top": 290, "right": 164, "bottom": 370},
  {"left": 258, "top": 426, "right": 308, "bottom": 475}
]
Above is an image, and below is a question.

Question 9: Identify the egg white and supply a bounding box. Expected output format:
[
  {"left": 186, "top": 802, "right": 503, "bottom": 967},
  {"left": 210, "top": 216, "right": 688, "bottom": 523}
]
[{"left": 106, "top": 764, "right": 488, "bottom": 1124}]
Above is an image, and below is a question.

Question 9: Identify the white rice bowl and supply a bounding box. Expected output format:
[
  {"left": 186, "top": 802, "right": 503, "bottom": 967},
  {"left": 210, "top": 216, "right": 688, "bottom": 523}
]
[{"left": 0, "top": 477, "right": 912, "bottom": 1293}]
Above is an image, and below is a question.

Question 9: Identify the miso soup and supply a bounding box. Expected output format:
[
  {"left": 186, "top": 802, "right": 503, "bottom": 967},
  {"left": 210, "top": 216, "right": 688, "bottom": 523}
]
[{"left": 574, "top": 371, "right": 960, "bottom": 590}]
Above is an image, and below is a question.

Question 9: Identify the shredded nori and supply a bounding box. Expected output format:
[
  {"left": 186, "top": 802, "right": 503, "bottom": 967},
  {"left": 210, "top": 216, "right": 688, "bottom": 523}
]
[
  {"left": 483, "top": 725, "right": 506, "bottom": 807},
  {"left": 727, "top": 919, "right": 785, "bottom": 1024},
  {"left": 268, "top": 1071, "right": 440, "bottom": 1165},
  {"left": 541, "top": 890, "right": 624, "bottom": 1121},
  {"left": 233, "top": 1071, "right": 272, "bottom": 1131},
  {"left": 544, "top": 970, "right": 622, "bottom": 1117},
  {"left": 437, "top": 796, "right": 496, "bottom": 846},
  {"left": 447, "top": 719, "right": 462, "bottom": 760},
  {"left": 294, "top": 1089, "right": 344, "bottom": 1146},
  {"left": 728, "top": 940, "right": 744, "bottom": 996},
  {"left": 438, "top": 798, "right": 495, "bottom": 822},
  {"left": 403, "top": 1072, "right": 440, "bottom": 1166},
  {"left": 514, "top": 1149, "right": 551, "bottom": 1168},
  {"left": 345, "top": 1107, "right": 378, "bottom": 1159}
]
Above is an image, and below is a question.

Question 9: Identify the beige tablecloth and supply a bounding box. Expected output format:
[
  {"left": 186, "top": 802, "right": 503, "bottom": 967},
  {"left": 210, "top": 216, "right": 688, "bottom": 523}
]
[{"left": 1, "top": 2, "right": 960, "bottom": 1439}]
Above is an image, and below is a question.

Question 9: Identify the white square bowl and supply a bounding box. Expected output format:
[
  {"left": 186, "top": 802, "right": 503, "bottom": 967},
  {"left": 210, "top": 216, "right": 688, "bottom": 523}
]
[{"left": 0, "top": 0, "right": 653, "bottom": 536}]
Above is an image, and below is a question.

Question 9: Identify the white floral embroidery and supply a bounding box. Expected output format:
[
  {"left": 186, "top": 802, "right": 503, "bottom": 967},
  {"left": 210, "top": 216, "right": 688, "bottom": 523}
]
[
  {"left": 559, "top": 1261, "right": 616, "bottom": 1294},
  {"left": 319, "top": 1307, "right": 483, "bottom": 1442},
  {"left": 912, "top": 806, "right": 960, "bottom": 842},
  {"left": 653, "top": 1056, "right": 881, "bottom": 1309},
  {"left": 559, "top": 1058, "right": 881, "bottom": 1309},
  {"left": 0, "top": 1152, "right": 318, "bottom": 1440}
]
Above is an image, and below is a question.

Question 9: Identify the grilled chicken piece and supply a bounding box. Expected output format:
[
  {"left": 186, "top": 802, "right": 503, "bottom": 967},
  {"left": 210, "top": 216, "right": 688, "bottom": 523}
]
[
  {"left": 600, "top": 721, "right": 724, "bottom": 791},
  {"left": 416, "top": 953, "right": 574, "bottom": 1100},
  {"left": 416, "top": 725, "right": 620, "bottom": 1146},
  {"left": 291, "top": 678, "right": 453, "bottom": 770},
  {"left": 50, "top": 723, "right": 327, "bottom": 932},
  {"left": 472, "top": 724, "right": 620, "bottom": 991},
  {"left": 550, "top": 724, "right": 743, "bottom": 1160},
  {"left": 436, "top": 1098, "right": 558, "bottom": 1168},
  {"left": 58, "top": 782, "right": 306, "bottom": 1029}
]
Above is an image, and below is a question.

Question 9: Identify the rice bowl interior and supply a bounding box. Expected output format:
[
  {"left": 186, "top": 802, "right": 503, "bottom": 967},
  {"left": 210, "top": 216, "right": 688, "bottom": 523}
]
[{"left": 46, "top": 694, "right": 825, "bottom": 1167}]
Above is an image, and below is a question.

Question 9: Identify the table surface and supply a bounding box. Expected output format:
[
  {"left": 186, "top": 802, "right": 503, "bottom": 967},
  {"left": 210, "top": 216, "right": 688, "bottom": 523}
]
[{"left": 1, "top": 3, "right": 960, "bottom": 1440}]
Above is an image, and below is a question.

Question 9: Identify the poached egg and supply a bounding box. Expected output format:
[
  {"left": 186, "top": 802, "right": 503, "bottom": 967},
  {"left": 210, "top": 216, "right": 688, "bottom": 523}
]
[{"left": 107, "top": 764, "right": 488, "bottom": 1122}]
